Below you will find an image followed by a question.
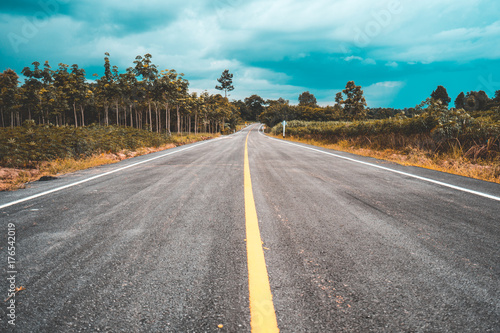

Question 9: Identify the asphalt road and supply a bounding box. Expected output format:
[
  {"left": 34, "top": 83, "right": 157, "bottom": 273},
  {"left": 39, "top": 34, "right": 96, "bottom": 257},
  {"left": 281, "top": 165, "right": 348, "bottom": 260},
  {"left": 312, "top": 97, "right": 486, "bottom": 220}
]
[{"left": 1, "top": 125, "right": 499, "bottom": 332}]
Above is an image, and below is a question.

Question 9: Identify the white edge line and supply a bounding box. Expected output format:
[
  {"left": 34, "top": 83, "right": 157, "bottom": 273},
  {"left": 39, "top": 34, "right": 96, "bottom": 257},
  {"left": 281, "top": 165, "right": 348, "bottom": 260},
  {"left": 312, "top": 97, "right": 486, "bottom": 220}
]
[
  {"left": 258, "top": 125, "right": 500, "bottom": 202},
  {"left": 0, "top": 139, "right": 217, "bottom": 210}
]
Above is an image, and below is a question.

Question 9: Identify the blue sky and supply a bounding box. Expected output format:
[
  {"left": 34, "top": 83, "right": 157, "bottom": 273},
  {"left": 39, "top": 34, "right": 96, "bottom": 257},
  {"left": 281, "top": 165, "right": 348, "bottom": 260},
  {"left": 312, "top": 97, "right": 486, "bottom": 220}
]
[{"left": 1, "top": 0, "right": 500, "bottom": 108}]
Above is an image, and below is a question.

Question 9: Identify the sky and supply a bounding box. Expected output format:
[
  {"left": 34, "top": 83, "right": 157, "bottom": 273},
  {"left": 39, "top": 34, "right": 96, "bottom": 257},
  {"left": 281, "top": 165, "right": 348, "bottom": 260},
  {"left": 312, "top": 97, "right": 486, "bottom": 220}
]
[{"left": 1, "top": 0, "right": 500, "bottom": 108}]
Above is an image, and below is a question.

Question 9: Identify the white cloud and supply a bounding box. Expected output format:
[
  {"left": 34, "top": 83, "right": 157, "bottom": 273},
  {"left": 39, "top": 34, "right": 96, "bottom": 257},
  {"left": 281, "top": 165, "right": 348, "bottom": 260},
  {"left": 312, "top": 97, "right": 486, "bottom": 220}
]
[
  {"left": 344, "top": 56, "right": 376, "bottom": 65},
  {"left": 2, "top": 0, "right": 499, "bottom": 109},
  {"left": 364, "top": 81, "right": 405, "bottom": 107}
]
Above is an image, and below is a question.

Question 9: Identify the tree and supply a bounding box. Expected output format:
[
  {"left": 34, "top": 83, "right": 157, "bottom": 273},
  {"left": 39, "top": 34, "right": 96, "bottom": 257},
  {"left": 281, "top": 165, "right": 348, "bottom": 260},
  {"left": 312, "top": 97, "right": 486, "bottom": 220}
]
[
  {"left": 215, "top": 69, "right": 234, "bottom": 98},
  {"left": 0, "top": 69, "right": 20, "bottom": 127},
  {"left": 464, "top": 90, "right": 491, "bottom": 111},
  {"left": 52, "top": 63, "right": 72, "bottom": 125},
  {"left": 118, "top": 67, "right": 139, "bottom": 128},
  {"left": 94, "top": 53, "right": 119, "bottom": 126},
  {"left": 69, "top": 64, "right": 87, "bottom": 126},
  {"left": 340, "top": 81, "right": 367, "bottom": 121},
  {"left": 244, "top": 94, "right": 266, "bottom": 120},
  {"left": 134, "top": 53, "right": 158, "bottom": 131},
  {"left": 298, "top": 91, "right": 317, "bottom": 107},
  {"left": 21, "top": 62, "right": 44, "bottom": 123},
  {"left": 37, "top": 61, "right": 55, "bottom": 124},
  {"left": 454, "top": 92, "right": 465, "bottom": 109},
  {"left": 1, "top": 52, "right": 194, "bottom": 129},
  {"left": 258, "top": 98, "right": 298, "bottom": 127},
  {"left": 431, "top": 85, "right": 451, "bottom": 106},
  {"left": 334, "top": 92, "right": 343, "bottom": 105}
]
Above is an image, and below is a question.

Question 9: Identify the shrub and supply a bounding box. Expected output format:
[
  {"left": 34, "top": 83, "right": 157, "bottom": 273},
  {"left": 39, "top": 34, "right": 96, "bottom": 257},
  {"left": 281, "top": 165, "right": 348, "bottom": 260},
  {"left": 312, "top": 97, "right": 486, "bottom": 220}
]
[{"left": 0, "top": 124, "right": 173, "bottom": 168}]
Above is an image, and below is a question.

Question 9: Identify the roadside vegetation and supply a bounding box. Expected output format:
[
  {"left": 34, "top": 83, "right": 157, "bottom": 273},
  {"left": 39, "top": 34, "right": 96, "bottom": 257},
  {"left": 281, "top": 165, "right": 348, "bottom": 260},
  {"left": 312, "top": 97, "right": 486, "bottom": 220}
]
[
  {"left": 0, "top": 123, "right": 218, "bottom": 190},
  {"left": 262, "top": 86, "right": 500, "bottom": 183},
  {"left": 2, "top": 53, "right": 500, "bottom": 187}
]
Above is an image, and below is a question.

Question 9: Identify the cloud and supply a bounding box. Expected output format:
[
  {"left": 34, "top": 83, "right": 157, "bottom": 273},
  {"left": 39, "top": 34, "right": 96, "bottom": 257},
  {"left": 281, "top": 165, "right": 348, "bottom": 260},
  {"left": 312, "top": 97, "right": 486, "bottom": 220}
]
[
  {"left": 344, "top": 56, "right": 376, "bottom": 65},
  {"left": 1, "top": 0, "right": 499, "bottom": 109},
  {"left": 364, "top": 81, "right": 405, "bottom": 107}
]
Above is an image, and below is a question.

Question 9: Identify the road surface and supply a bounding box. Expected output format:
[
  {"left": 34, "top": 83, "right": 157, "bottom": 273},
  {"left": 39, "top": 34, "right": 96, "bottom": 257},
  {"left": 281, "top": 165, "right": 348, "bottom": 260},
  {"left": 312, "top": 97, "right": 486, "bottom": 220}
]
[{"left": 1, "top": 125, "right": 499, "bottom": 332}]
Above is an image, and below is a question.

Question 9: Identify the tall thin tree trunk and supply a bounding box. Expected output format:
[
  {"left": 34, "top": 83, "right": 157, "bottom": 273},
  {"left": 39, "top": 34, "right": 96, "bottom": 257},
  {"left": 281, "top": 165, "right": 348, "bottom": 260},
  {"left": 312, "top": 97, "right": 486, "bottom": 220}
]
[
  {"left": 165, "top": 103, "right": 171, "bottom": 135},
  {"left": 116, "top": 101, "right": 119, "bottom": 125},
  {"left": 130, "top": 105, "right": 133, "bottom": 128},
  {"left": 176, "top": 105, "right": 181, "bottom": 134},
  {"left": 73, "top": 102, "right": 78, "bottom": 127},
  {"left": 148, "top": 101, "right": 152, "bottom": 132},
  {"left": 155, "top": 104, "right": 159, "bottom": 133},
  {"left": 105, "top": 105, "right": 109, "bottom": 126},
  {"left": 80, "top": 105, "right": 85, "bottom": 126},
  {"left": 195, "top": 112, "right": 198, "bottom": 134}
]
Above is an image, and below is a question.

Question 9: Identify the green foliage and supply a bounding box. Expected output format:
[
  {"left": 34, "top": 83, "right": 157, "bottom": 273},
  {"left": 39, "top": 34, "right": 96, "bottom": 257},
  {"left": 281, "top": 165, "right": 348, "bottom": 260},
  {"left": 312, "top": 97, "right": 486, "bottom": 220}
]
[
  {"left": 270, "top": 103, "right": 500, "bottom": 160},
  {"left": 298, "top": 91, "right": 318, "bottom": 107},
  {"left": 215, "top": 69, "right": 234, "bottom": 98},
  {"left": 340, "top": 81, "right": 367, "bottom": 121},
  {"left": 244, "top": 94, "right": 266, "bottom": 121},
  {"left": 0, "top": 123, "right": 173, "bottom": 168},
  {"left": 431, "top": 85, "right": 451, "bottom": 106}
]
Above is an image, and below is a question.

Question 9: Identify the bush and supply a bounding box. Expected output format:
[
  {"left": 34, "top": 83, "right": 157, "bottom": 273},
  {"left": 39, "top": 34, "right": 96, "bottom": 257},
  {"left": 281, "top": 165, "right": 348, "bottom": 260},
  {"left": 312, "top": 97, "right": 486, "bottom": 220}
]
[
  {"left": 0, "top": 124, "right": 173, "bottom": 168},
  {"left": 271, "top": 109, "right": 500, "bottom": 160}
]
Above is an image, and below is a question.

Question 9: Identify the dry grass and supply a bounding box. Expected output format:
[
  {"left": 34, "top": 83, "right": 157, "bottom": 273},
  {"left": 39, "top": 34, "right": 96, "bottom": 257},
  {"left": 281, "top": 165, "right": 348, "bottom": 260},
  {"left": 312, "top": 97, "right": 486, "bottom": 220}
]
[
  {"left": 271, "top": 134, "right": 500, "bottom": 184},
  {"left": 0, "top": 133, "right": 218, "bottom": 191}
]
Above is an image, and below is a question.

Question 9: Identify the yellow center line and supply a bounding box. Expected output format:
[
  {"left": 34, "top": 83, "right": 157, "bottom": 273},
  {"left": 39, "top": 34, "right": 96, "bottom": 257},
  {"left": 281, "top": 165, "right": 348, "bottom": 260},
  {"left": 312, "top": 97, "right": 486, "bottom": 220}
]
[{"left": 244, "top": 129, "right": 280, "bottom": 332}]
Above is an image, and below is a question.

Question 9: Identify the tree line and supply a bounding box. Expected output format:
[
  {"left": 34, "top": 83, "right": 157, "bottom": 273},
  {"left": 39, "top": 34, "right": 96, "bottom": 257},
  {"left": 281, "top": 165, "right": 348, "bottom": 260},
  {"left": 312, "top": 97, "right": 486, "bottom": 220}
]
[
  {"left": 2, "top": 55, "right": 499, "bottom": 132},
  {"left": 233, "top": 82, "right": 500, "bottom": 128},
  {"left": 0, "top": 53, "right": 240, "bottom": 134}
]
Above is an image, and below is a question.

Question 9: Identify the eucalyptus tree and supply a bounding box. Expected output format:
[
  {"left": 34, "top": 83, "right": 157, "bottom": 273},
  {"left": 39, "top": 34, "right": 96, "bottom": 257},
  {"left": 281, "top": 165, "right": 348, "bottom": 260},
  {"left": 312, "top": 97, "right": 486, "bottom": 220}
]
[
  {"left": 118, "top": 67, "right": 139, "bottom": 128},
  {"left": 200, "top": 91, "right": 211, "bottom": 133},
  {"left": 38, "top": 61, "right": 55, "bottom": 124},
  {"left": 207, "top": 94, "right": 233, "bottom": 133},
  {"left": 133, "top": 53, "right": 158, "bottom": 131},
  {"left": 21, "top": 62, "right": 44, "bottom": 123},
  {"left": 95, "top": 53, "right": 117, "bottom": 125},
  {"left": 158, "top": 70, "right": 175, "bottom": 134},
  {"left": 190, "top": 92, "right": 203, "bottom": 134},
  {"left": 158, "top": 69, "right": 188, "bottom": 134},
  {"left": 52, "top": 63, "right": 72, "bottom": 125},
  {"left": 0, "top": 69, "right": 20, "bottom": 127},
  {"left": 111, "top": 64, "right": 122, "bottom": 125},
  {"left": 173, "top": 74, "right": 189, "bottom": 134},
  {"left": 69, "top": 64, "right": 88, "bottom": 126}
]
